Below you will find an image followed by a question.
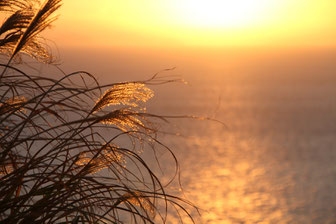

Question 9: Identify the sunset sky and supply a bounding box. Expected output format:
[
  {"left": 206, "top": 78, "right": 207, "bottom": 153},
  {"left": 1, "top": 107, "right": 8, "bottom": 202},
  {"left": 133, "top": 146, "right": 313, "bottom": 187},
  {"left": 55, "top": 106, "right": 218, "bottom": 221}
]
[{"left": 46, "top": 0, "right": 336, "bottom": 48}]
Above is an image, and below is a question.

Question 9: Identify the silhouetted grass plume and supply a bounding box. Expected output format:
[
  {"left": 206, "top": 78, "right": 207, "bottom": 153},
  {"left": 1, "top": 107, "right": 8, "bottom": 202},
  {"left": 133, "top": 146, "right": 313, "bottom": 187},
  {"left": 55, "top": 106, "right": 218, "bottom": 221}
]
[{"left": 0, "top": 1, "right": 197, "bottom": 223}]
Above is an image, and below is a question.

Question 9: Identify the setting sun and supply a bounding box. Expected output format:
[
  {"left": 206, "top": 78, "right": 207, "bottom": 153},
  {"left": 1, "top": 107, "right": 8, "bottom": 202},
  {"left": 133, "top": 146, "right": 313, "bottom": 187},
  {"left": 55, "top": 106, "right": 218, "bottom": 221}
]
[
  {"left": 47, "top": 0, "right": 336, "bottom": 47},
  {"left": 175, "top": 0, "right": 276, "bottom": 28}
]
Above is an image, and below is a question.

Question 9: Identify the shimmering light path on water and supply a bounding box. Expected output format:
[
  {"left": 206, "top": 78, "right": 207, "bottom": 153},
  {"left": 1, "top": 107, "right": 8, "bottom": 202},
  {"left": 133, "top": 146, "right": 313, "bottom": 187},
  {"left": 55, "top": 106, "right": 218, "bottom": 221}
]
[
  {"left": 156, "top": 81, "right": 336, "bottom": 223},
  {"left": 59, "top": 47, "right": 336, "bottom": 223}
]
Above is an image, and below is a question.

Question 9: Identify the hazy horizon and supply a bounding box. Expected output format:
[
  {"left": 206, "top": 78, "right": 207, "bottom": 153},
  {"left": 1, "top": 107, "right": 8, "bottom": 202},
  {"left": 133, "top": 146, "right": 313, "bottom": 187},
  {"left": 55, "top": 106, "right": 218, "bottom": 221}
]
[{"left": 56, "top": 45, "right": 336, "bottom": 84}]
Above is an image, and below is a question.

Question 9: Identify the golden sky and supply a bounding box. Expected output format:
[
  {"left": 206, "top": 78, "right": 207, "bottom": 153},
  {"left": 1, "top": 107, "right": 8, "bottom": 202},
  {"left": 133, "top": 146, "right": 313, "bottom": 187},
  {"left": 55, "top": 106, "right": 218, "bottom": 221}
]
[{"left": 46, "top": 0, "right": 336, "bottom": 48}]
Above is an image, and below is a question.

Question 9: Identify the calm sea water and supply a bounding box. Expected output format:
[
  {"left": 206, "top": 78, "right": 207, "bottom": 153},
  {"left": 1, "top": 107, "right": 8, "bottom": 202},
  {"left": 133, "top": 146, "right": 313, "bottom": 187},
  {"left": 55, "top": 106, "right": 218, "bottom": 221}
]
[
  {"left": 61, "top": 47, "right": 336, "bottom": 223},
  {"left": 151, "top": 80, "right": 336, "bottom": 223}
]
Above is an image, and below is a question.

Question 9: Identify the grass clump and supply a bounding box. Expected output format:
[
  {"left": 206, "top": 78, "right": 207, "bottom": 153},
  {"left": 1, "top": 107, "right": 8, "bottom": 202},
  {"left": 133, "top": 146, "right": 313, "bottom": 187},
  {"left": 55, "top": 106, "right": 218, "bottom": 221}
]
[{"left": 0, "top": 0, "right": 196, "bottom": 223}]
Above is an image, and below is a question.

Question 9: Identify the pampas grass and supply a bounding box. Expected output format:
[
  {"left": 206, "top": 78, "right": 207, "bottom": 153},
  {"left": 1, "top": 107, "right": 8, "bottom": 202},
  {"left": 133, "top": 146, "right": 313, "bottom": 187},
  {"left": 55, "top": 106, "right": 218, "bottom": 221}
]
[
  {"left": 0, "top": 1, "right": 197, "bottom": 223},
  {"left": 0, "top": 0, "right": 59, "bottom": 66},
  {"left": 0, "top": 0, "right": 33, "bottom": 12}
]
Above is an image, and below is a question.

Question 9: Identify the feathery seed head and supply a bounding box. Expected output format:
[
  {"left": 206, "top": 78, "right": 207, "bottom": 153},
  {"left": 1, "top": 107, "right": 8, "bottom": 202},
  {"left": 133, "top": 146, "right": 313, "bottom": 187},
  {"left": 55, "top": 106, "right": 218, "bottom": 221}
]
[
  {"left": 99, "top": 109, "right": 145, "bottom": 132},
  {"left": 0, "top": 163, "right": 13, "bottom": 176},
  {"left": 0, "top": 0, "right": 61, "bottom": 63},
  {"left": 0, "top": 0, "right": 36, "bottom": 12},
  {"left": 75, "top": 144, "right": 125, "bottom": 174},
  {"left": 0, "top": 96, "right": 27, "bottom": 114},
  {"left": 92, "top": 82, "right": 154, "bottom": 113},
  {"left": 122, "top": 191, "right": 156, "bottom": 218}
]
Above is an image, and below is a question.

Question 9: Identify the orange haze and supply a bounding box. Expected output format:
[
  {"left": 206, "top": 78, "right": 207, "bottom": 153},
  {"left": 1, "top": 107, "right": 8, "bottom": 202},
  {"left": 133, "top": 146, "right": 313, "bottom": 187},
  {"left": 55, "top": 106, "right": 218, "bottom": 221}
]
[{"left": 45, "top": 0, "right": 336, "bottom": 49}]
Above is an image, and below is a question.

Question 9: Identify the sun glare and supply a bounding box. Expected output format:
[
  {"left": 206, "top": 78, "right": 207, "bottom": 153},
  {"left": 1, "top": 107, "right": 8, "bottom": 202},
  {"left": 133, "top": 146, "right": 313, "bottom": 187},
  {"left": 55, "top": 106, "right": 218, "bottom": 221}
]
[
  {"left": 54, "top": 0, "right": 336, "bottom": 47},
  {"left": 175, "top": 0, "right": 275, "bottom": 28}
]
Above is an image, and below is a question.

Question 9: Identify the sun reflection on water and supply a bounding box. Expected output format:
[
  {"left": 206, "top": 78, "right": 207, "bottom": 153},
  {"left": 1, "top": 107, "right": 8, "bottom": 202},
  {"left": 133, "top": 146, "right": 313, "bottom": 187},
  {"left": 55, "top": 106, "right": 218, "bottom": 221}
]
[
  {"left": 158, "top": 103, "right": 336, "bottom": 223},
  {"left": 171, "top": 134, "right": 293, "bottom": 223},
  {"left": 149, "top": 75, "right": 336, "bottom": 223}
]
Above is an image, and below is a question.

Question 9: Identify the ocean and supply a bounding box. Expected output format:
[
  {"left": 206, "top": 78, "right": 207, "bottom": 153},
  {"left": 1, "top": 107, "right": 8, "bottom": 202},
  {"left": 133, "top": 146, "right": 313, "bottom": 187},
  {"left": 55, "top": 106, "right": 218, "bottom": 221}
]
[{"left": 60, "top": 46, "right": 336, "bottom": 223}]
